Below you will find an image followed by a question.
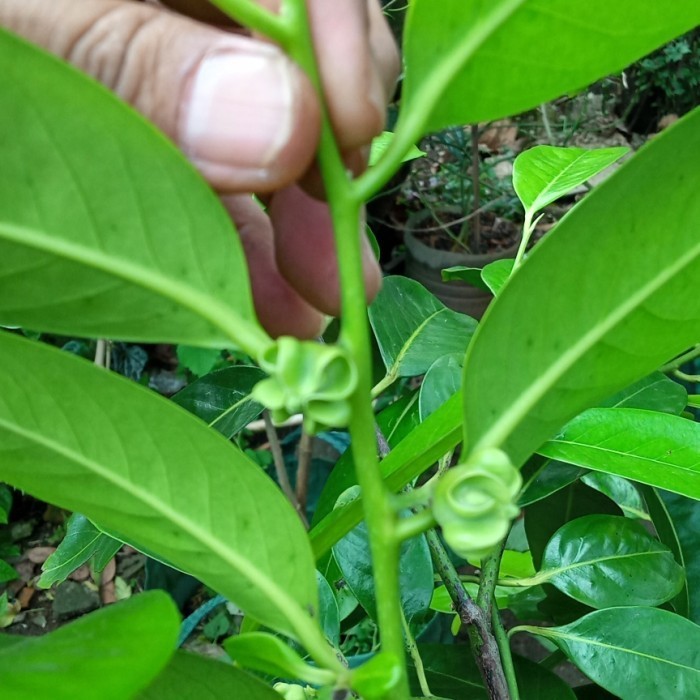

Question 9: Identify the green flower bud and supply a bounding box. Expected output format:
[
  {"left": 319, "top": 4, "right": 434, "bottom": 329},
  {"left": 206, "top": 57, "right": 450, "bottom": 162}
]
[
  {"left": 432, "top": 448, "right": 522, "bottom": 560},
  {"left": 252, "top": 337, "right": 357, "bottom": 434},
  {"left": 273, "top": 683, "right": 317, "bottom": 700}
]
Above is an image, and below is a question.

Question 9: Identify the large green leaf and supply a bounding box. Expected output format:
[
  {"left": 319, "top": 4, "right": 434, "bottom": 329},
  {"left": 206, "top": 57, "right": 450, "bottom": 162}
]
[
  {"left": 599, "top": 371, "right": 687, "bottom": 414},
  {"left": 0, "top": 29, "right": 267, "bottom": 352},
  {"left": 513, "top": 146, "right": 628, "bottom": 215},
  {"left": 539, "top": 408, "right": 700, "bottom": 500},
  {"left": 368, "top": 276, "right": 477, "bottom": 383},
  {"left": 0, "top": 332, "right": 318, "bottom": 641},
  {"left": 419, "top": 353, "right": 463, "bottom": 420},
  {"left": 138, "top": 650, "right": 280, "bottom": 700},
  {"left": 0, "top": 592, "right": 178, "bottom": 700},
  {"left": 521, "top": 607, "right": 700, "bottom": 699},
  {"left": 535, "top": 515, "right": 684, "bottom": 608},
  {"left": 401, "top": 0, "right": 700, "bottom": 134},
  {"left": 39, "top": 513, "right": 122, "bottom": 588},
  {"left": 463, "top": 108, "right": 700, "bottom": 466},
  {"left": 580, "top": 473, "right": 648, "bottom": 520},
  {"left": 172, "top": 366, "right": 265, "bottom": 438}
]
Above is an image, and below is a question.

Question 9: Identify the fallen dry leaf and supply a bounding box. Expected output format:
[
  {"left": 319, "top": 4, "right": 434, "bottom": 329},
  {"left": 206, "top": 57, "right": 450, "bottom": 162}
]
[{"left": 17, "top": 586, "right": 35, "bottom": 609}]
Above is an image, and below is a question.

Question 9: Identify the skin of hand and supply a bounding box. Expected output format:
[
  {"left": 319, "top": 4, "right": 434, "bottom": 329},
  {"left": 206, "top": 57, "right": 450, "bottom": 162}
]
[{"left": 0, "top": 0, "right": 400, "bottom": 338}]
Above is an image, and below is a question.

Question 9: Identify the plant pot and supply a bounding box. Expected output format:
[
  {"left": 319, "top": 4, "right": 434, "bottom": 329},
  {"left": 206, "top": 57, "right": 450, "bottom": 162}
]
[{"left": 404, "top": 210, "right": 521, "bottom": 320}]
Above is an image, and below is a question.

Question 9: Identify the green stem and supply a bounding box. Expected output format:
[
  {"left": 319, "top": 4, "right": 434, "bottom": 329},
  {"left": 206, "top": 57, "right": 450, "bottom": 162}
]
[
  {"left": 659, "top": 344, "right": 700, "bottom": 373},
  {"left": 207, "top": 0, "right": 290, "bottom": 45},
  {"left": 395, "top": 508, "right": 437, "bottom": 542},
  {"left": 477, "top": 541, "right": 506, "bottom": 615},
  {"left": 457, "top": 574, "right": 535, "bottom": 588},
  {"left": 285, "top": 4, "right": 409, "bottom": 697},
  {"left": 674, "top": 369, "right": 700, "bottom": 383},
  {"left": 401, "top": 608, "right": 433, "bottom": 698},
  {"left": 491, "top": 602, "right": 520, "bottom": 700},
  {"left": 512, "top": 210, "right": 537, "bottom": 271}
]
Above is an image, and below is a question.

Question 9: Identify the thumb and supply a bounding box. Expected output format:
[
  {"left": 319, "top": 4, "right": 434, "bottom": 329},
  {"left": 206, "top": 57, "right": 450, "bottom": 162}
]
[{"left": 0, "top": 0, "right": 320, "bottom": 192}]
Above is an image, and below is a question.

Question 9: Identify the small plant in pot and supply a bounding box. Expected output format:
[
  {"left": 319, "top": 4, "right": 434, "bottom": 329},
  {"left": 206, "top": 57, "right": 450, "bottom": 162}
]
[{"left": 401, "top": 123, "right": 523, "bottom": 318}]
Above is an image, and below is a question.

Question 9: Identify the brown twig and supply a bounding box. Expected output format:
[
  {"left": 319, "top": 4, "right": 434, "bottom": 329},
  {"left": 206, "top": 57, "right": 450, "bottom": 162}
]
[
  {"left": 470, "top": 123, "right": 482, "bottom": 253},
  {"left": 296, "top": 429, "right": 313, "bottom": 517},
  {"left": 263, "top": 411, "right": 308, "bottom": 528}
]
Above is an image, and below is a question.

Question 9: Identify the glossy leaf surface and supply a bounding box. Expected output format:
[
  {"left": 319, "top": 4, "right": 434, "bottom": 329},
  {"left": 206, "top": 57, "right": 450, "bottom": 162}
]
[
  {"left": 0, "top": 333, "right": 317, "bottom": 639},
  {"left": 538, "top": 515, "right": 683, "bottom": 608},
  {"left": 513, "top": 146, "right": 627, "bottom": 214},
  {"left": 539, "top": 408, "right": 700, "bottom": 500},
  {"left": 369, "top": 276, "right": 476, "bottom": 380},
  {"left": 0, "top": 592, "right": 178, "bottom": 700},
  {"left": 580, "top": 474, "right": 648, "bottom": 520},
  {"left": 402, "top": 0, "right": 700, "bottom": 133},
  {"left": 519, "top": 461, "right": 586, "bottom": 507},
  {"left": 463, "top": 110, "right": 700, "bottom": 466},
  {"left": 138, "top": 651, "right": 280, "bottom": 700},
  {"left": 441, "top": 266, "right": 491, "bottom": 291},
  {"left": 525, "top": 607, "right": 700, "bottom": 699},
  {"left": 172, "top": 366, "right": 265, "bottom": 438},
  {"left": 0, "top": 30, "right": 265, "bottom": 350},
  {"left": 481, "top": 259, "right": 514, "bottom": 296},
  {"left": 316, "top": 571, "right": 340, "bottom": 646},
  {"left": 39, "top": 513, "right": 121, "bottom": 588}
]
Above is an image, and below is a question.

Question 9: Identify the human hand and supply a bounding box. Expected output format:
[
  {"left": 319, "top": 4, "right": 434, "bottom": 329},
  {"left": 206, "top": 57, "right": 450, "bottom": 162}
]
[{"left": 0, "top": 0, "right": 399, "bottom": 338}]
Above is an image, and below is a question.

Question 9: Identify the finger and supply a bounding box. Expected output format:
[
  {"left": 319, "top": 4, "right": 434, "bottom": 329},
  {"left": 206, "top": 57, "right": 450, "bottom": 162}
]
[
  {"left": 221, "top": 196, "right": 325, "bottom": 339},
  {"left": 268, "top": 186, "right": 382, "bottom": 316},
  {"left": 0, "top": 0, "right": 321, "bottom": 193}
]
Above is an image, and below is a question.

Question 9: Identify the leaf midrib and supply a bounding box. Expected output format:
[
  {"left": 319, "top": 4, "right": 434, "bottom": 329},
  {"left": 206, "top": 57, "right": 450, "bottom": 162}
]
[
  {"left": 0, "top": 415, "right": 308, "bottom": 636},
  {"left": 539, "top": 548, "right": 671, "bottom": 582}
]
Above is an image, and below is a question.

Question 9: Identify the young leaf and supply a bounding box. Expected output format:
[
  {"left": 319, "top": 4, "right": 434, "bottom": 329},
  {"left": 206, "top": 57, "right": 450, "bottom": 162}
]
[
  {"left": 539, "top": 408, "right": 700, "bottom": 500},
  {"left": 39, "top": 513, "right": 122, "bottom": 588},
  {"left": 537, "top": 515, "right": 684, "bottom": 608},
  {"left": 137, "top": 651, "right": 280, "bottom": 700},
  {"left": 419, "top": 353, "right": 463, "bottom": 420},
  {"left": 463, "top": 108, "right": 700, "bottom": 466},
  {"left": 521, "top": 608, "right": 700, "bottom": 699},
  {"left": 480, "top": 259, "right": 515, "bottom": 296},
  {"left": 0, "top": 332, "right": 318, "bottom": 642},
  {"left": 370, "top": 132, "right": 425, "bottom": 166},
  {"left": 401, "top": 0, "right": 700, "bottom": 134},
  {"left": 224, "top": 633, "right": 335, "bottom": 686},
  {"left": 513, "top": 146, "right": 628, "bottom": 216},
  {"left": 172, "top": 366, "right": 265, "bottom": 439},
  {"left": 369, "top": 276, "right": 477, "bottom": 383},
  {"left": 0, "top": 592, "right": 179, "bottom": 700},
  {"left": 0, "top": 29, "right": 267, "bottom": 352},
  {"left": 176, "top": 346, "right": 222, "bottom": 378}
]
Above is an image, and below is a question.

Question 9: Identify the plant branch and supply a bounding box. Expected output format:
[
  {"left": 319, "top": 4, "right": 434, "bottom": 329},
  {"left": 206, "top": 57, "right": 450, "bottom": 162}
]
[
  {"left": 491, "top": 601, "right": 520, "bottom": 700},
  {"left": 296, "top": 429, "right": 313, "bottom": 516},
  {"left": 659, "top": 344, "right": 700, "bottom": 373},
  {"left": 402, "top": 607, "right": 434, "bottom": 698},
  {"left": 425, "top": 529, "right": 510, "bottom": 700},
  {"left": 477, "top": 541, "right": 506, "bottom": 617},
  {"left": 674, "top": 370, "right": 700, "bottom": 383},
  {"left": 263, "top": 411, "right": 308, "bottom": 528}
]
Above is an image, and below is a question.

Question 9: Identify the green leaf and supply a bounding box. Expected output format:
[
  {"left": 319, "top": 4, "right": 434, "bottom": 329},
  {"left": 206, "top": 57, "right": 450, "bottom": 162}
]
[
  {"left": 352, "top": 652, "right": 403, "bottom": 699},
  {"left": 419, "top": 353, "right": 463, "bottom": 420},
  {"left": 539, "top": 408, "right": 700, "bottom": 500},
  {"left": 370, "top": 132, "right": 425, "bottom": 166},
  {"left": 0, "top": 591, "right": 179, "bottom": 700},
  {"left": 0, "top": 332, "right": 318, "bottom": 640},
  {"left": 0, "top": 29, "right": 267, "bottom": 352},
  {"left": 138, "top": 651, "right": 281, "bottom": 700},
  {"left": 224, "top": 633, "right": 334, "bottom": 685},
  {"left": 172, "top": 366, "right": 265, "bottom": 438},
  {"left": 333, "top": 500, "right": 433, "bottom": 626},
  {"left": 0, "top": 559, "right": 18, "bottom": 584},
  {"left": 600, "top": 372, "right": 687, "bottom": 414},
  {"left": 513, "top": 146, "right": 628, "bottom": 215},
  {"left": 401, "top": 0, "right": 700, "bottom": 133},
  {"left": 519, "top": 460, "right": 587, "bottom": 507},
  {"left": 522, "top": 607, "right": 700, "bottom": 699},
  {"left": 580, "top": 473, "right": 648, "bottom": 520},
  {"left": 480, "top": 259, "right": 515, "bottom": 296},
  {"left": 463, "top": 108, "right": 700, "bottom": 466},
  {"left": 441, "top": 266, "right": 491, "bottom": 292},
  {"left": 659, "top": 491, "right": 700, "bottom": 624},
  {"left": 0, "top": 485, "right": 11, "bottom": 525},
  {"left": 640, "top": 486, "right": 690, "bottom": 619},
  {"left": 369, "top": 276, "right": 477, "bottom": 381},
  {"left": 316, "top": 571, "right": 340, "bottom": 646},
  {"left": 537, "top": 515, "right": 684, "bottom": 608},
  {"left": 177, "top": 346, "right": 222, "bottom": 378},
  {"left": 39, "top": 513, "right": 122, "bottom": 588}
]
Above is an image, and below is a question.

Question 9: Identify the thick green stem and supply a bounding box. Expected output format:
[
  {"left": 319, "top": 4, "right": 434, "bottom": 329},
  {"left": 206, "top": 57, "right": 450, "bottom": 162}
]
[
  {"left": 477, "top": 542, "right": 506, "bottom": 615},
  {"left": 492, "top": 602, "right": 520, "bottom": 700},
  {"left": 285, "top": 5, "right": 409, "bottom": 697},
  {"left": 208, "top": 0, "right": 290, "bottom": 45}
]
